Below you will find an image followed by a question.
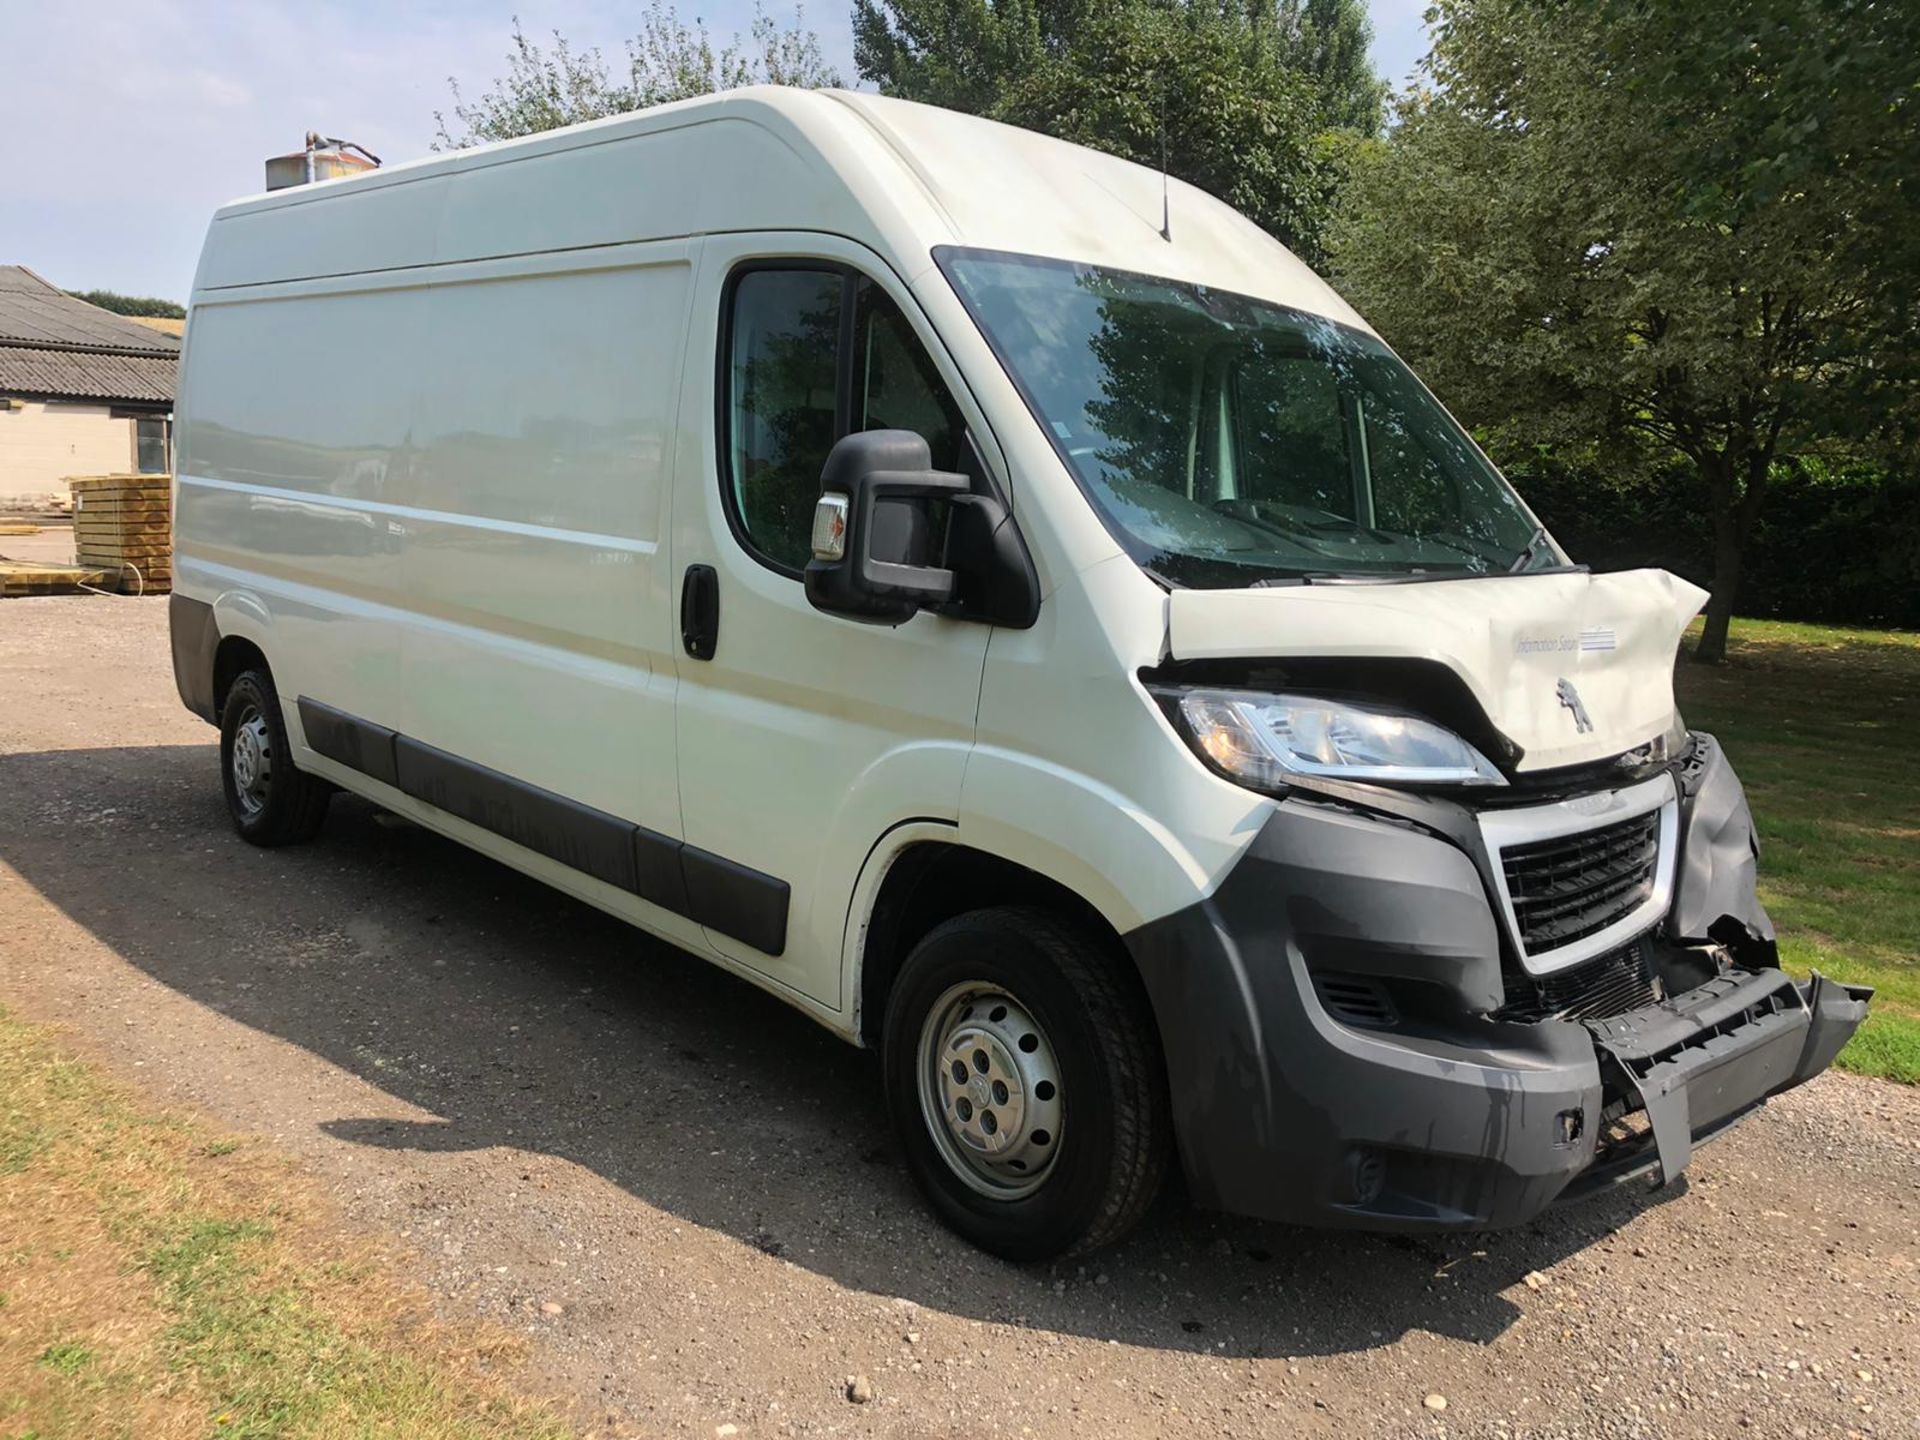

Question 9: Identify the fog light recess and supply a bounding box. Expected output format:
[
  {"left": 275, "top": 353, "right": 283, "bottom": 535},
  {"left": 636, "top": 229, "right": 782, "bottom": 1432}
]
[{"left": 1342, "top": 1148, "right": 1386, "bottom": 1206}]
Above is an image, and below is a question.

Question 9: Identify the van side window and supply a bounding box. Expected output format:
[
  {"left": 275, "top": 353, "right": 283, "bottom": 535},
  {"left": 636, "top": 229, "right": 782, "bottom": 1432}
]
[
  {"left": 726, "top": 269, "right": 844, "bottom": 571},
  {"left": 853, "top": 282, "right": 963, "bottom": 471},
  {"left": 724, "top": 266, "right": 964, "bottom": 574}
]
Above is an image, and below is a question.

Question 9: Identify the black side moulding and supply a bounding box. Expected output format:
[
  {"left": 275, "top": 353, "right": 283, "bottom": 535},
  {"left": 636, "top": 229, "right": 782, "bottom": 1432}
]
[
  {"left": 298, "top": 696, "right": 400, "bottom": 789},
  {"left": 290, "top": 695, "right": 790, "bottom": 957}
]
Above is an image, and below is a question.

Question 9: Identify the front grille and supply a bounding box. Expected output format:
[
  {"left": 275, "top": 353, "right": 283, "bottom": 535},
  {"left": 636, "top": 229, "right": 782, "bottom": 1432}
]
[
  {"left": 1501, "top": 810, "right": 1660, "bottom": 956},
  {"left": 1496, "top": 942, "right": 1662, "bottom": 1023}
]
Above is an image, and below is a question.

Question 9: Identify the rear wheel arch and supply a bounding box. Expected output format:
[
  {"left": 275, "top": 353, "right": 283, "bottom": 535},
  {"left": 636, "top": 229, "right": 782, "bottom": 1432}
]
[
  {"left": 219, "top": 664, "right": 331, "bottom": 845},
  {"left": 212, "top": 634, "right": 269, "bottom": 719},
  {"left": 202, "top": 589, "right": 277, "bottom": 716}
]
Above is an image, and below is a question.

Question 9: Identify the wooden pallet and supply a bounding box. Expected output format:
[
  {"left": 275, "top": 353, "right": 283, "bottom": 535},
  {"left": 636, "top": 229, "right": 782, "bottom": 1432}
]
[{"left": 0, "top": 559, "right": 111, "bottom": 597}]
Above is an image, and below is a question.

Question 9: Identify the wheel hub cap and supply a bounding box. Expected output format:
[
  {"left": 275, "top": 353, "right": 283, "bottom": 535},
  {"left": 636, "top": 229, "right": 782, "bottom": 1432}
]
[
  {"left": 917, "top": 984, "right": 1064, "bottom": 1199},
  {"left": 231, "top": 708, "right": 272, "bottom": 814}
]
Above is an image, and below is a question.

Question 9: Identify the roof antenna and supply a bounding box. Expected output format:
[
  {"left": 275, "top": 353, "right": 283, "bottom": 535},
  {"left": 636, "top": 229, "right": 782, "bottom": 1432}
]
[{"left": 1157, "top": 91, "right": 1173, "bottom": 243}]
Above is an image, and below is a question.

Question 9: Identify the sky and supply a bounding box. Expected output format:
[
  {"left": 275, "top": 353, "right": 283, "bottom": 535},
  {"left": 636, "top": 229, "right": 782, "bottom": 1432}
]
[{"left": 0, "top": 0, "right": 1432, "bottom": 303}]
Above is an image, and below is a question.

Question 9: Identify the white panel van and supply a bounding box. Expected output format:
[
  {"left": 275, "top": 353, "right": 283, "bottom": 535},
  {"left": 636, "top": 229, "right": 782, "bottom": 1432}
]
[{"left": 170, "top": 88, "right": 1868, "bottom": 1259}]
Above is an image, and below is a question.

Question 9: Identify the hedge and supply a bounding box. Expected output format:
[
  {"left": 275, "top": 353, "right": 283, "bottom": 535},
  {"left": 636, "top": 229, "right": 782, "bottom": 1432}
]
[{"left": 1510, "top": 462, "right": 1920, "bottom": 631}]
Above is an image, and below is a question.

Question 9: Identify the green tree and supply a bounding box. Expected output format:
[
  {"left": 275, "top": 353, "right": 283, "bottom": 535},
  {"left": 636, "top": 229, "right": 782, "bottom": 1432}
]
[
  {"left": 1273, "top": 0, "right": 1388, "bottom": 137},
  {"left": 1329, "top": 0, "right": 1920, "bottom": 661},
  {"left": 851, "top": 0, "right": 1387, "bottom": 262},
  {"left": 66, "top": 289, "right": 185, "bottom": 319},
  {"left": 436, "top": 3, "right": 840, "bottom": 149}
]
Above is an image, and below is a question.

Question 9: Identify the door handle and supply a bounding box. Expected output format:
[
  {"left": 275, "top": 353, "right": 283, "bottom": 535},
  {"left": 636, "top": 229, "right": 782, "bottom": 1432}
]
[{"left": 681, "top": 564, "right": 719, "bottom": 660}]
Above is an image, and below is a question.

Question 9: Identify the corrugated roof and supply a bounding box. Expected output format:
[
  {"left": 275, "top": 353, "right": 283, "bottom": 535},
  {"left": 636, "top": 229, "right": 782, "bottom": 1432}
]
[
  {"left": 0, "top": 266, "right": 182, "bottom": 355},
  {"left": 0, "top": 347, "right": 175, "bottom": 403},
  {"left": 0, "top": 266, "right": 178, "bottom": 403}
]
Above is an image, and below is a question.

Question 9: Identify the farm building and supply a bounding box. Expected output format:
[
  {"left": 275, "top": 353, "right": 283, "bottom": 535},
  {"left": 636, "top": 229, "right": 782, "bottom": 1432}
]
[{"left": 0, "top": 266, "right": 178, "bottom": 510}]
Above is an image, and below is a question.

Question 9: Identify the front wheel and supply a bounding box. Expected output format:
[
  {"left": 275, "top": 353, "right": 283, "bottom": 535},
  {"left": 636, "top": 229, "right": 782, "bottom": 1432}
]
[
  {"left": 220, "top": 668, "right": 331, "bottom": 846},
  {"left": 883, "top": 907, "right": 1171, "bottom": 1261}
]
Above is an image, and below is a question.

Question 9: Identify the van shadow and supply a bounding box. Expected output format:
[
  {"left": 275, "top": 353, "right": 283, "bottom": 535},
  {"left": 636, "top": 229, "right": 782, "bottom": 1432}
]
[{"left": 0, "top": 743, "right": 1686, "bottom": 1359}]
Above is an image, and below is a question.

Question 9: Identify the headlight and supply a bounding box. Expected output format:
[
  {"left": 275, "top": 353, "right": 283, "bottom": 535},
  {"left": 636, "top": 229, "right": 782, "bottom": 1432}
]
[
  {"left": 1664, "top": 710, "right": 1690, "bottom": 757},
  {"left": 1172, "top": 690, "right": 1507, "bottom": 790}
]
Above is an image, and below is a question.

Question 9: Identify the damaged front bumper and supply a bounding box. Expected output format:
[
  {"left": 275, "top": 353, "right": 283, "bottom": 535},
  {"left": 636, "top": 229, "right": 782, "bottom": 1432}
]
[
  {"left": 1577, "top": 967, "right": 1870, "bottom": 1193},
  {"left": 1124, "top": 734, "right": 1872, "bottom": 1231}
]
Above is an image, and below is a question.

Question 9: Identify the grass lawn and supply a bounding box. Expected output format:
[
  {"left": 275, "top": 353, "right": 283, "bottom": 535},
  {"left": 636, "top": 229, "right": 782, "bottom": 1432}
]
[
  {"left": 0, "top": 1007, "right": 578, "bottom": 1440},
  {"left": 1674, "top": 617, "right": 1920, "bottom": 1083}
]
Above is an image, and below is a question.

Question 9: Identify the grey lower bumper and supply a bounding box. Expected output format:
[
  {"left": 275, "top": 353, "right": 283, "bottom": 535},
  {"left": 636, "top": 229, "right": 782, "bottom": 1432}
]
[{"left": 1124, "top": 797, "right": 1871, "bottom": 1232}]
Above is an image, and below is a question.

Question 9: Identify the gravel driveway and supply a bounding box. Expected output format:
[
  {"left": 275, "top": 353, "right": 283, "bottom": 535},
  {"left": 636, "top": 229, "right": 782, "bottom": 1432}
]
[{"left": 1, "top": 594, "right": 1914, "bottom": 1440}]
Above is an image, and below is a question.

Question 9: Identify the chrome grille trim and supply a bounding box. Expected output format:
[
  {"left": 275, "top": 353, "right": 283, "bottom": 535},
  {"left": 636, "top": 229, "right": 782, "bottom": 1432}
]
[{"left": 1479, "top": 774, "right": 1680, "bottom": 978}]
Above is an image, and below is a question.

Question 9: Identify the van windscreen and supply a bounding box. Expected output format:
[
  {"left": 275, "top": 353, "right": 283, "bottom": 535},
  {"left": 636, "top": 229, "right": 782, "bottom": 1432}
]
[{"left": 938, "top": 248, "right": 1555, "bottom": 588}]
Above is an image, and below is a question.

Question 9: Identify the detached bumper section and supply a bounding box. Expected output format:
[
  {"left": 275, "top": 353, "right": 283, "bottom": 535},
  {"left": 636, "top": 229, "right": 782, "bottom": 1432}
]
[
  {"left": 1580, "top": 967, "right": 1869, "bottom": 1190},
  {"left": 1125, "top": 750, "right": 1870, "bottom": 1231}
]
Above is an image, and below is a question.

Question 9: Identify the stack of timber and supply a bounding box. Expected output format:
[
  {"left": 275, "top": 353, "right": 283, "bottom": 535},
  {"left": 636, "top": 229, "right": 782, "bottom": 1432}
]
[{"left": 68, "top": 475, "right": 172, "bottom": 594}]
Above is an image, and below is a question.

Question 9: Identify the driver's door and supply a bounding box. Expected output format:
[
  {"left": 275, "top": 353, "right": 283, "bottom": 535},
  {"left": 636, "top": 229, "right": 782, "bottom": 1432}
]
[{"left": 668, "top": 234, "right": 992, "bottom": 1009}]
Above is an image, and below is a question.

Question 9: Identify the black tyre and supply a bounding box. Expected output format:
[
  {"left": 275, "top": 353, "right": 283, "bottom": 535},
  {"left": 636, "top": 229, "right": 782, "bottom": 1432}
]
[
  {"left": 883, "top": 906, "right": 1172, "bottom": 1261},
  {"left": 219, "top": 668, "right": 331, "bottom": 846}
]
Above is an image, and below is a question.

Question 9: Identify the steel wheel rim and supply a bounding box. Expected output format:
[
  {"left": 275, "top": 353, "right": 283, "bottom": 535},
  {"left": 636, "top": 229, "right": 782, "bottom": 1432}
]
[
  {"left": 230, "top": 703, "right": 272, "bottom": 817},
  {"left": 916, "top": 982, "right": 1065, "bottom": 1199}
]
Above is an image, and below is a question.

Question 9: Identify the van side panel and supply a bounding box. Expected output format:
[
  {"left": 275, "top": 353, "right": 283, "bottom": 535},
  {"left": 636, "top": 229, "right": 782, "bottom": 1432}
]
[
  {"left": 174, "top": 281, "right": 427, "bottom": 725},
  {"left": 396, "top": 251, "right": 691, "bottom": 845},
  {"left": 194, "top": 175, "right": 447, "bottom": 291},
  {"left": 431, "top": 119, "right": 847, "bottom": 265}
]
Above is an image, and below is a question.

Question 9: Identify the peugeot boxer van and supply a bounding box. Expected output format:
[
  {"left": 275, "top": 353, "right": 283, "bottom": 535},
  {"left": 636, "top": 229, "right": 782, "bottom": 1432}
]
[{"left": 169, "top": 88, "right": 1869, "bottom": 1259}]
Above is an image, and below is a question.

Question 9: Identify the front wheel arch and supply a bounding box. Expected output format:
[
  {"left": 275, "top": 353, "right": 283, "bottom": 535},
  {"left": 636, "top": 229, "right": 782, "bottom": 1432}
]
[{"left": 856, "top": 839, "right": 1122, "bottom": 1049}]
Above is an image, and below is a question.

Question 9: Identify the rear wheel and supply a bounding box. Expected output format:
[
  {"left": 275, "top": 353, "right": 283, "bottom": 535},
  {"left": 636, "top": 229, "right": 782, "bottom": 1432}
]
[
  {"left": 883, "top": 906, "right": 1171, "bottom": 1260},
  {"left": 220, "top": 668, "right": 330, "bottom": 846}
]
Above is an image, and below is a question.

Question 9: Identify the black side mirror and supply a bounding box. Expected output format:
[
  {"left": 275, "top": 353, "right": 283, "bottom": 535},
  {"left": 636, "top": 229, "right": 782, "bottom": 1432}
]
[{"left": 804, "top": 430, "right": 969, "bottom": 624}]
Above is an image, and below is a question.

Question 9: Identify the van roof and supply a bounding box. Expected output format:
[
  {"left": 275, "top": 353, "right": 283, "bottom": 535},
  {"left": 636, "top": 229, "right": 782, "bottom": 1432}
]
[{"left": 194, "top": 88, "right": 1364, "bottom": 329}]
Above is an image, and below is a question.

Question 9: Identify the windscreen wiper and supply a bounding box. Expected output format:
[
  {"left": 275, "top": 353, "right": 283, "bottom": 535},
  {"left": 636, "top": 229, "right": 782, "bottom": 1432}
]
[
  {"left": 1249, "top": 571, "right": 1354, "bottom": 587},
  {"left": 1510, "top": 524, "right": 1550, "bottom": 573}
]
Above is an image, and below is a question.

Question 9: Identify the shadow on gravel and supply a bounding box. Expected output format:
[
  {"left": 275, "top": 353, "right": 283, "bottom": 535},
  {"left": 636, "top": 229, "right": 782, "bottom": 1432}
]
[{"left": 0, "top": 744, "right": 1686, "bottom": 1360}]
